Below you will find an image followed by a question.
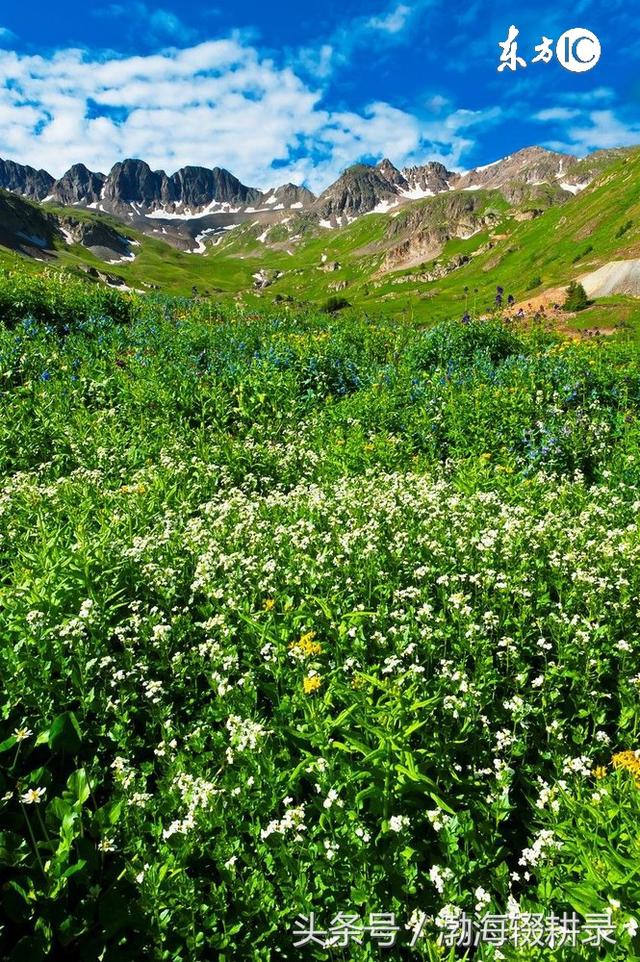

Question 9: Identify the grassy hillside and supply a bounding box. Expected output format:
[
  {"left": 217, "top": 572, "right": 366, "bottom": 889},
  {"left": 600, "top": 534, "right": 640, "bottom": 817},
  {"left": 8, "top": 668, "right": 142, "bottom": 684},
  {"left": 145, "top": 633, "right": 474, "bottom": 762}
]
[
  {"left": 0, "top": 271, "right": 640, "bottom": 958},
  {"left": 2, "top": 149, "right": 640, "bottom": 336}
]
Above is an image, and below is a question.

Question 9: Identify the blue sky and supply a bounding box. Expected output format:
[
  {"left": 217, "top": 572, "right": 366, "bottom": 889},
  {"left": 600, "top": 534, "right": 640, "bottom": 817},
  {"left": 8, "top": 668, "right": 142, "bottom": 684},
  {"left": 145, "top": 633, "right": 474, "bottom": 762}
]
[{"left": 0, "top": 0, "right": 637, "bottom": 191}]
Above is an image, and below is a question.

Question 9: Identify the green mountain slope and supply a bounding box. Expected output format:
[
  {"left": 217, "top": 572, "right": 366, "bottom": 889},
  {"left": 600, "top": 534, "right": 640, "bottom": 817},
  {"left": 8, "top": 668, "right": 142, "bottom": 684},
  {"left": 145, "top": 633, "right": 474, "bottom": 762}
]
[{"left": 1, "top": 147, "right": 640, "bottom": 339}]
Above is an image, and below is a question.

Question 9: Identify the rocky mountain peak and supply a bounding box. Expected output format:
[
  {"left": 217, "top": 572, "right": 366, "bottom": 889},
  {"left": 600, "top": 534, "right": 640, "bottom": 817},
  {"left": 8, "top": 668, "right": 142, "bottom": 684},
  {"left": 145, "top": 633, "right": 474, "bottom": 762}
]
[
  {"left": 376, "top": 158, "right": 408, "bottom": 188},
  {"left": 456, "top": 147, "right": 578, "bottom": 191},
  {"left": 401, "top": 161, "right": 456, "bottom": 196},
  {"left": 258, "top": 183, "right": 316, "bottom": 209},
  {"left": 0, "top": 158, "right": 54, "bottom": 201},
  {"left": 52, "top": 164, "right": 106, "bottom": 206},
  {"left": 314, "top": 162, "right": 407, "bottom": 221}
]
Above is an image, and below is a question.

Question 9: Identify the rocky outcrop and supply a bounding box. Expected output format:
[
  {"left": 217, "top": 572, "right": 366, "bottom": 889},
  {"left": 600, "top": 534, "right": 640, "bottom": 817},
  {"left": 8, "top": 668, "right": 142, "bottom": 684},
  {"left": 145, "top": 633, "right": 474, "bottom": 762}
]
[
  {"left": 252, "top": 268, "right": 283, "bottom": 289},
  {"left": 379, "top": 191, "right": 497, "bottom": 272},
  {"left": 52, "top": 164, "right": 106, "bottom": 206},
  {"left": 401, "top": 162, "right": 455, "bottom": 196},
  {"left": 257, "top": 183, "right": 316, "bottom": 209},
  {"left": 0, "top": 159, "right": 54, "bottom": 201},
  {"left": 455, "top": 147, "right": 578, "bottom": 192},
  {"left": 0, "top": 189, "right": 59, "bottom": 254},
  {"left": 58, "top": 216, "right": 132, "bottom": 260},
  {"left": 313, "top": 160, "right": 405, "bottom": 221}
]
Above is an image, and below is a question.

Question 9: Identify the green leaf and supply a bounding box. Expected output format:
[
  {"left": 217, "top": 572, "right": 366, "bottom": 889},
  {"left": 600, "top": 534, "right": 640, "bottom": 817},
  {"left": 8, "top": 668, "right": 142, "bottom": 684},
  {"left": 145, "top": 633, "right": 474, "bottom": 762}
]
[
  {"left": 429, "top": 792, "right": 457, "bottom": 815},
  {"left": 65, "top": 769, "right": 90, "bottom": 805},
  {"left": 48, "top": 713, "right": 82, "bottom": 754}
]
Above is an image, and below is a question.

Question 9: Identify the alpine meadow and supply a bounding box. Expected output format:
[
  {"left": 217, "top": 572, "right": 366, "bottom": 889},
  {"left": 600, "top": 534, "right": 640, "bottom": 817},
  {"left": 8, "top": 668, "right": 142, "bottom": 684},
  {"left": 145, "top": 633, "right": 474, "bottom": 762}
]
[
  {"left": 1, "top": 6, "right": 640, "bottom": 959},
  {"left": 0, "top": 265, "right": 639, "bottom": 959}
]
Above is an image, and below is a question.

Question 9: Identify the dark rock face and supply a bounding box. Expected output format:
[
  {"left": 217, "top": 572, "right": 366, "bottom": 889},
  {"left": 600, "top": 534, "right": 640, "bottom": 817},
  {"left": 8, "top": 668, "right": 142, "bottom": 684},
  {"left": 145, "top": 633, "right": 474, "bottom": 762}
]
[
  {"left": 172, "top": 166, "right": 262, "bottom": 208},
  {"left": 0, "top": 189, "right": 59, "bottom": 254},
  {"left": 101, "top": 159, "right": 171, "bottom": 209},
  {"left": 314, "top": 158, "right": 455, "bottom": 220},
  {"left": 377, "top": 158, "right": 409, "bottom": 190},
  {"left": 52, "top": 164, "right": 106, "bottom": 206},
  {"left": 314, "top": 161, "right": 405, "bottom": 220},
  {"left": 0, "top": 159, "right": 55, "bottom": 201},
  {"left": 99, "top": 160, "right": 262, "bottom": 213},
  {"left": 402, "top": 162, "right": 455, "bottom": 195},
  {"left": 58, "top": 216, "right": 131, "bottom": 259},
  {"left": 258, "top": 183, "right": 316, "bottom": 208}
]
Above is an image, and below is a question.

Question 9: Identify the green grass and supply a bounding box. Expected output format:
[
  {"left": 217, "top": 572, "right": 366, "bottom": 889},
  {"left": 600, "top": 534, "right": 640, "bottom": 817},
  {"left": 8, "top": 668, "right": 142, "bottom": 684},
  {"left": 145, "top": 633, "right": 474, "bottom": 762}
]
[{"left": 0, "top": 268, "right": 640, "bottom": 959}]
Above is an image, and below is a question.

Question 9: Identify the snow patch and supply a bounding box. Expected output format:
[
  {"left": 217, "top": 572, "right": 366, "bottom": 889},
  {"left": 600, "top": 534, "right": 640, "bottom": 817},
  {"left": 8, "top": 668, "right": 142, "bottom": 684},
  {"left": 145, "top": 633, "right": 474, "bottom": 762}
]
[
  {"left": 364, "top": 198, "right": 400, "bottom": 214},
  {"left": 145, "top": 201, "right": 241, "bottom": 220},
  {"left": 106, "top": 251, "right": 136, "bottom": 265},
  {"left": 474, "top": 156, "right": 509, "bottom": 173},
  {"left": 187, "top": 228, "right": 218, "bottom": 254},
  {"left": 559, "top": 181, "right": 588, "bottom": 195},
  {"left": 399, "top": 186, "right": 435, "bottom": 200}
]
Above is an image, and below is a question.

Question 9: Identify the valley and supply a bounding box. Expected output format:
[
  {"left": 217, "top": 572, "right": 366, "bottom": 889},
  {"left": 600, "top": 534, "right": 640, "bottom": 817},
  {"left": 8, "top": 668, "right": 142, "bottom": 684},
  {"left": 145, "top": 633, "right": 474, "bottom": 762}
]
[{"left": 0, "top": 145, "right": 639, "bottom": 341}]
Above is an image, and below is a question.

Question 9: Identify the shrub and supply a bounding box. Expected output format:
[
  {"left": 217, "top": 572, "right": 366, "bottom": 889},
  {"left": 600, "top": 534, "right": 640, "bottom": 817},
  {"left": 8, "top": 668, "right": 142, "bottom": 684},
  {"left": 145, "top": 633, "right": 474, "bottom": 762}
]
[
  {"left": 526, "top": 275, "right": 542, "bottom": 290},
  {"left": 410, "top": 317, "right": 525, "bottom": 370},
  {"left": 321, "top": 295, "right": 351, "bottom": 314},
  {"left": 563, "top": 280, "right": 590, "bottom": 312},
  {"left": 615, "top": 220, "right": 633, "bottom": 238},
  {"left": 572, "top": 245, "right": 594, "bottom": 263}
]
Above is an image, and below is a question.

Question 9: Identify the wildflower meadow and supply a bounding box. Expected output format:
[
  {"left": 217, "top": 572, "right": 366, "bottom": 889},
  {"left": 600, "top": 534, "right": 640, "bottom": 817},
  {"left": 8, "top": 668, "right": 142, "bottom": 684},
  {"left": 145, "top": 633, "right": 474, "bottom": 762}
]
[{"left": 0, "top": 270, "right": 639, "bottom": 960}]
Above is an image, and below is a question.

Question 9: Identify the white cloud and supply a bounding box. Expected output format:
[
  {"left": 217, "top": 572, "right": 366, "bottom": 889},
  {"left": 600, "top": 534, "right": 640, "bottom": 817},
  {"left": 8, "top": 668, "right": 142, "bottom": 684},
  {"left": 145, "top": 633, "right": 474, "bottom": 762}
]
[
  {"left": 542, "top": 109, "right": 640, "bottom": 156},
  {"left": 565, "top": 110, "right": 640, "bottom": 151},
  {"left": 0, "top": 37, "right": 486, "bottom": 191},
  {"left": 534, "top": 107, "right": 580, "bottom": 122},
  {"left": 367, "top": 4, "right": 412, "bottom": 34}
]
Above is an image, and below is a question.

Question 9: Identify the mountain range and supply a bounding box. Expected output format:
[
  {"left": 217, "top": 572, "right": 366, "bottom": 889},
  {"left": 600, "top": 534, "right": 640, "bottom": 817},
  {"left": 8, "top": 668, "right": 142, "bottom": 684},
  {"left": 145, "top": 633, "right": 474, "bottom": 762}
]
[
  {"left": 1, "top": 143, "right": 639, "bottom": 336},
  {"left": 0, "top": 146, "right": 605, "bottom": 244}
]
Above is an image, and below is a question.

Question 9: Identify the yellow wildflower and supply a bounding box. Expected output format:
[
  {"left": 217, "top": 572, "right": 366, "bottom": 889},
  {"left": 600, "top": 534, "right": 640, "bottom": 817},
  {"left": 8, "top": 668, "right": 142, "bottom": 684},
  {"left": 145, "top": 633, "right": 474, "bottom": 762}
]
[
  {"left": 593, "top": 766, "right": 607, "bottom": 780},
  {"left": 289, "top": 631, "right": 322, "bottom": 659},
  {"left": 612, "top": 750, "right": 640, "bottom": 784},
  {"left": 303, "top": 675, "right": 322, "bottom": 695},
  {"left": 263, "top": 598, "right": 275, "bottom": 611}
]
